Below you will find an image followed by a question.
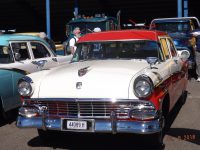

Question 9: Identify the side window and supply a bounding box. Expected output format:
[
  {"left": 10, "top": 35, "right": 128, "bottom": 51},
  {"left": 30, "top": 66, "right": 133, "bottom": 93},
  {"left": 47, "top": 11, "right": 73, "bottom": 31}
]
[
  {"left": 0, "top": 46, "right": 14, "bottom": 63},
  {"left": 190, "top": 20, "right": 195, "bottom": 30},
  {"left": 11, "top": 42, "right": 30, "bottom": 61},
  {"left": 160, "top": 38, "right": 170, "bottom": 60},
  {"left": 31, "top": 42, "right": 51, "bottom": 59},
  {"left": 191, "top": 19, "right": 199, "bottom": 29},
  {"left": 167, "top": 38, "right": 177, "bottom": 57}
]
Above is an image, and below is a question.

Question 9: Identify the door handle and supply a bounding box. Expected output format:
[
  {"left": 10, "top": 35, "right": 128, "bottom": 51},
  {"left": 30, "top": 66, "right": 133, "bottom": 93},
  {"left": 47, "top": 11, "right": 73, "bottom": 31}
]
[{"left": 52, "top": 58, "right": 58, "bottom": 62}]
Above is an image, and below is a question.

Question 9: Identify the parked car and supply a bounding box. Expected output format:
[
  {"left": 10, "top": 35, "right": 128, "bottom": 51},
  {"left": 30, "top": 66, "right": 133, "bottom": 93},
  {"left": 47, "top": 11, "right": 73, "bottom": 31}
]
[
  {"left": 150, "top": 17, "right": 200, "bottom": 71},
  {"left": 0, "top": 69, "right": 25, "bottom": 119},
  {"left": 16, "top": 30, "right": 190, "bottom": 145},
  {"left": 0, "top": 34, "right": 72, "bottom": 74},
  {"left": 0, "top": 34, "right": 71, "bottom": 119}
]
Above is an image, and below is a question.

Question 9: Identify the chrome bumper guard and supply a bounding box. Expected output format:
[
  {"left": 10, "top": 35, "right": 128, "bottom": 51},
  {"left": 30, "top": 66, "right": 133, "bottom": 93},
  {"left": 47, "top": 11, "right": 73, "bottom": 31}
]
[{"left": 16, "top": 116, "right": 162, "bottom": 134}]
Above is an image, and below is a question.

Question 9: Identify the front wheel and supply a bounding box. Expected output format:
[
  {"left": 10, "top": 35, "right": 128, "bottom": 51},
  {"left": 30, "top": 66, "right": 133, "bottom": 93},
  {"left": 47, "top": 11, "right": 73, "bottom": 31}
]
[
  {"left": 0, "top": 103, "right": 14, "bottom": 122},
  {"left": 180, "top": 91, "right": 188, "bottom": 105},
  {"left": 152, "top": 117, "right": 165, "bottom": 146},
  {"left": 150, "top": 131, "right": 164, "bottom": 147}
]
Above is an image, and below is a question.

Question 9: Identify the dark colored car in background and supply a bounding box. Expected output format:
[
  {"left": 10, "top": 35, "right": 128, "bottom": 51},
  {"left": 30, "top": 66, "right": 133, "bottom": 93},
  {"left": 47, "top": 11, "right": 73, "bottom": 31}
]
[{"left": 150, "top": 17, "right": 200, "bottom": 73}]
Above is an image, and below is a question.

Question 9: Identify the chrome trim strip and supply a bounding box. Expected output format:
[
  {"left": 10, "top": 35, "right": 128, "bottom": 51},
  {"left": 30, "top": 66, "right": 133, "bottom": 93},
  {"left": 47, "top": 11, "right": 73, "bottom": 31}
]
[{"left": 23, "top": 98, "right": 148, "bottom": 102}]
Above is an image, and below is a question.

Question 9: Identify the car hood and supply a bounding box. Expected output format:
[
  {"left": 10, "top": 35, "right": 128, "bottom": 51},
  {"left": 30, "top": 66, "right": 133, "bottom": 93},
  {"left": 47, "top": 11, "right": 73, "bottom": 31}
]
[{"left": 35, "top": 60, "right": 150, "bottom": 99}]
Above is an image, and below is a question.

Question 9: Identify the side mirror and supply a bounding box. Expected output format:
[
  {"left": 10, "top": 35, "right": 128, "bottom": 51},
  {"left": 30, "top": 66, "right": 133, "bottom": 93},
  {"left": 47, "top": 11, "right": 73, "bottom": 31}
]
[
  {"left": 146, "top": 57, "right": 159, "bottom": 69},
  {"left": 177, "top": 50, "right": 190, "bottom": 61},
  {"left": 146, "top": 57, "right": 158, "bottom": 65},
  {"left": 14, "top": 52, "right": 21, "bottom": 61}
]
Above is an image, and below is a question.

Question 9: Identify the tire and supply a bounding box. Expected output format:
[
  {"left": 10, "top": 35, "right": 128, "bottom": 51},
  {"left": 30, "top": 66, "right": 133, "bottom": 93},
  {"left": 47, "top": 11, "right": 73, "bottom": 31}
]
[
  {"left": 149, "top": 98, "right": 169, "bottom": 147},
  {"left": 0, "top": 100, "right": 16, "bottom": 122},
  {"left": 149, "top": 132, "right": 164, "bottom": 147},
  {"left": 180, "top": 91, "right": 188, "bottom": 105},
  {"left": 0, "top": 100, "right": 7, "bottom": 121}
]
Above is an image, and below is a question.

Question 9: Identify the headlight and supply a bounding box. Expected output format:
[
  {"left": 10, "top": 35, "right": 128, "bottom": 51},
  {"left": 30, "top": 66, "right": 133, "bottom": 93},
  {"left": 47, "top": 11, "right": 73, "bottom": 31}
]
[
  {"left": 18, "top": 76, "right": 34, "bottom": 97},
  {"left": 133, "top": 75, "right": 153, "bottom": 98}
]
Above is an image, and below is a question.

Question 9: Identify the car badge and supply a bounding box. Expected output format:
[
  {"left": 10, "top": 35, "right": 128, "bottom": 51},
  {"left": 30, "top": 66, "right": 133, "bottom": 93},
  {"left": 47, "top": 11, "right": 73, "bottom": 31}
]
[
  {"left": 78, "top": 66, "right": 90, "bottom": 77},
  {"left": 76, "top": 82, "right": 82, "bottom": 89}
]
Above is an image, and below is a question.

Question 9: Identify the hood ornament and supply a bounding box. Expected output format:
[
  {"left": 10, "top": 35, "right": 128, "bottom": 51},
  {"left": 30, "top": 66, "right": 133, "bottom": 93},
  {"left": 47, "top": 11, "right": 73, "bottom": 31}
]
[
  {"left": 76, "top": 82, "right": 82, "bottom": 89},
  {"left": 78, "top": 66, "right": 90, "bottom": 77}
]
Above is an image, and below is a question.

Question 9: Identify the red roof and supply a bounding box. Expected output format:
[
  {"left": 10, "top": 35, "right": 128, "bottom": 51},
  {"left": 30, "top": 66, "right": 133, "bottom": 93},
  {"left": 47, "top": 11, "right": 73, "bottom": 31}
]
[{"left": 78, "top": 29, "right": 167, "bottom": 43}]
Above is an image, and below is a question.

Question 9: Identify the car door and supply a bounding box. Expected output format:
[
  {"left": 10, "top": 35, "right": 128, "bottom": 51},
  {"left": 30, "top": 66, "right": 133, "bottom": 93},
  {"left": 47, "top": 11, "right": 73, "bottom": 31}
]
[
  {"left": 160, "top": 37, "right": 178, "bottom": 108},
  {"left": 29, "top": 41, "right": 60, "bottom": 70},
  {"left": 160, "top": 37, "right": 183, "bottom": 108},
  {"left": 8, "top": 41, "right": 39, "bottom": 73},
  {"left": 166, "top": 38, "right": 184, "bottom": 103}
]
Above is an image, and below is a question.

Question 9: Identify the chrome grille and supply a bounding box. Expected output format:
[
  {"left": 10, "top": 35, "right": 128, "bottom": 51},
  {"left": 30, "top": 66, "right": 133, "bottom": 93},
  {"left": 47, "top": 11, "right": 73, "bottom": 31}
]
[{"left": 29, "top": 100, "right": 153, "bottom": 118}]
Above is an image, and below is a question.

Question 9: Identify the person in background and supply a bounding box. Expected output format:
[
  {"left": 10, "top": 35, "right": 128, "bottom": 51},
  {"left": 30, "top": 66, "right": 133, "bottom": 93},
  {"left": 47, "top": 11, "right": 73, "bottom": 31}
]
[
  {"left": 191, "top": 29, "right": 200, "bottom": 81},
  {"left": 69, "top": 27, "right": 81, "bottom": 55},
  {"left": 39, "top": 32, "right": 56, "bottom": 53}
]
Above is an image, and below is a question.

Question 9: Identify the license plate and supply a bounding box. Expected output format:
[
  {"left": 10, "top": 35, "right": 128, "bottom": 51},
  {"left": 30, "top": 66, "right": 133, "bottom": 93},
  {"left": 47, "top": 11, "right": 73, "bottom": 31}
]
[{"left": 67, "top": 120, "right": 87, "bottom": 130}]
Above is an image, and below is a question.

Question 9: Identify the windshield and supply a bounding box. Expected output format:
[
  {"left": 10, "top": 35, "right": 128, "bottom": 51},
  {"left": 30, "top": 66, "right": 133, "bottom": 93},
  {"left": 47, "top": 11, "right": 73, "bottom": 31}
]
[
  {"left": 154, "top": 22, "right": 191, "bottom": 33},
  {"left": 69, "top": 22, "right": 106, "bottom": 35},
  {"left": 0, "top": 46, "right": 14, "bottom": 64},
  {"left": 72, "top": 40, "right": 163, "bottom": 62}
]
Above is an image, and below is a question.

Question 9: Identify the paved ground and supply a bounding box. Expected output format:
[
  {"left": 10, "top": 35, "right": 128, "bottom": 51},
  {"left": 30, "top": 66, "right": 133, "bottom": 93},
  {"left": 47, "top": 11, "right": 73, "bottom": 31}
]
[
  {"left": 164, "top": 78, "right": 200, "bottom": 150},
  {"left": 0, "top": 78, "right": 200, "bottom": 150}
]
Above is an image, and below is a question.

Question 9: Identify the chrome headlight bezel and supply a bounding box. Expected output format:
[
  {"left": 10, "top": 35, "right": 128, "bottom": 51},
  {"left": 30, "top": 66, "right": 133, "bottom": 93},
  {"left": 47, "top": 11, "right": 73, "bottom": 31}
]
[
  {"left": 18, "top": 76, "right": 34, "bottom": 97},
  {"left": 133, "top": 75, "right": 153, "bottom": 98}
]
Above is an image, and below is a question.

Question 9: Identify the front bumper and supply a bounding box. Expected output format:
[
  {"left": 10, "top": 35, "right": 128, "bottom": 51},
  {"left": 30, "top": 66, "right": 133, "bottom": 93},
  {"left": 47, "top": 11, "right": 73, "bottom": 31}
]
[{"left": 16, "top": 116, "right": 162, "bottom": 134}]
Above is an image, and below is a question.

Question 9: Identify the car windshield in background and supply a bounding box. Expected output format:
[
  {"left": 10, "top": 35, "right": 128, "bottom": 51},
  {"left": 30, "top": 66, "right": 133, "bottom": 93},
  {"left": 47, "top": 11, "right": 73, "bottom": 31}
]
[
  {"left": 72, "top": 40, "right": 162, "bottom": 62},
  {"left": 0, "top": 46, "right": 13, "bottom": 63},
  {"left": 70, "top": 22, "right": 106, "bottom": 34},
  {"left": 154, "top": 22, "right": 191, "bottom": 33}
]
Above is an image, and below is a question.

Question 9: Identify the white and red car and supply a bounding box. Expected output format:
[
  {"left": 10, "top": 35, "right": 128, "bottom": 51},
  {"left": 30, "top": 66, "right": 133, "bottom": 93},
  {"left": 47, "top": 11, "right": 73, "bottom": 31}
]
[{"left": 16, "top": 30, "right": 190, "bottom": 145}]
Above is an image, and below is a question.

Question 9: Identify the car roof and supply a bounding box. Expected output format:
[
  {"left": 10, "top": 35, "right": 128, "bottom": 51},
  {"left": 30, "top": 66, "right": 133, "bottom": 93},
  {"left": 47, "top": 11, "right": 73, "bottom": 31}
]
[
  {"left": 0, "top": 34, "right": 44, "bottom": 46},
  {"left": 68, "top": 17, "right": 117, "bottom": 24},
  {"left": 14, "top": 32, "right": 40, "bottom": 37},
  {"left": 151, "top": 17, "right": 199, "bottom": 23},
  {"left": 78, "top": 29, "right": 167, "bottom": 43}
]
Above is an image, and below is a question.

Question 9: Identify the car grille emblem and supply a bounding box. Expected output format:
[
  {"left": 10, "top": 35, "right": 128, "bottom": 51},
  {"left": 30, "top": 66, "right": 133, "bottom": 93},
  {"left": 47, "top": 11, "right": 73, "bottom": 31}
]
[
  {"left": 76, "top": 82, "right": 82, "bottom": 89},
  {"left": 78, "top": 66, "right": 90, "bottom": 77}
]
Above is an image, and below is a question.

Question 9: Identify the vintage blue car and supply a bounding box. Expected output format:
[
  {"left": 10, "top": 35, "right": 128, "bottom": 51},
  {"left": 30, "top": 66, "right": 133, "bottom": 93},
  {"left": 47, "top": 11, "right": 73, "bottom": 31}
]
[
  {"left": 0, "top": 34, "right": 71, "bottom": 119},
  {"left": 0, "top": 69, "right": 25, "bottom": 119},
  {"left": 0, "top": 34, "right": 71, "bottom": 73}
]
